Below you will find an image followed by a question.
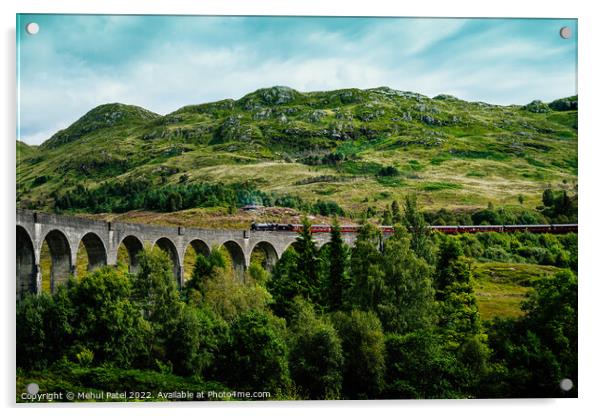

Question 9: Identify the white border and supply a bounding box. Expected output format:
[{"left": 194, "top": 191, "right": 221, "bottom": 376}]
[{"left": 2, "top": 1, "right": 601, "bottom": 415}]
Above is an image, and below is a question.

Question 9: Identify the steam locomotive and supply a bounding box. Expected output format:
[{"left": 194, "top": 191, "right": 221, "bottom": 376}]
[{"left": 250, "top": 223, "right": 578, "bottom": 234}]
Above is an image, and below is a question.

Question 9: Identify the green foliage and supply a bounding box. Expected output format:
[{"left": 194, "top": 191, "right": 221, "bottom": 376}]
[
  {"left": 75, "top": 347, "right": 94, "bottom": 368},
  {"left": 130, "top": 247, "right": 181, "bottom": 366},
  {"left": 185, "top": 249, "right": 227, "bottom": 297},
  {"left": 434, "top": 230, "right": 577, "bottom": 272},
  {"left": 267, "top": 247, "right": 302, "bottom": 319},
  {"left": 69, "top": 267, "right": 149, "bottom": 367},
  {"left": 435, "top": 236, "right": 491, "bottom": 370},
  {"left": 435, "top": 235, "right": 464, "bottom": 290},
  {"left": 267, "top": 219, "right": 328, "bottom": 318},
  {"left": 54, "top": 180, "right": 268, "bottom": 214},
  {"left": 326, "top": 217, "right": 348, "bottom": 311},
  {"left": 165, "top": 304, "right": 228, "bottom": 377},
  {"left": 424, "top": 205, "right": 550, "bottom": 226},
  {"left": 288, "top": 299, "right": 344, "bottom": 399},
  {"left": 384, "top": 330, "right": 460, "bottom": 399},
  {"left": 247, "top": 262, "right": 269, "bottom": 286},
  {"left": 16, "top": 194, "right": 578, "bottom": 400},
  {"left": 222, "top": 310, "right": 290, "bottom": 394},
  {"left": 539, "top": 188, "right": 577, "bottom": 223},
  {"left": 421, "top": 182, "right": 463, "bottom": 191},
  {"left": 17, "top": 363, "right": 228, "bottom": 402},
  {"left": 311, "top": 199, "right": 345, "bottom": 216},
  {"left": 402, "top": 195, "right": 436, "bottom": 263},
  {"left": 437, "top": 269, "right": 483, "bottom": 347},
  {"left": 16, "top": 292, "right": 62, "bottom": 370},
  {"left": 348, "top": 223, "right": 385, "bottom": 310},
  {"left": 378, "top": 230, "right": 436, "bottom": 334},
  {"left": 377, "top": 165, "right": 400, "bottom": 177},
  {"left": 331, "top": 310, "right": 386, "bottom": 399},
  {"left": 295, "top": 218, "right": 321, "bottom": 300},
  {"left": 53, "top": 178, "right": 345, "bottom": 218},
  {"left": 391, "top": 200, "right": 402, "bottom": 224},
  {"left": 131, "top": 247, "right": 180, "bottom": 325},
  {"left": 382, "top": 208, "right": 393, "bottom": 225},
  {"left": 199, "top": 264, "right": 271, "bottom": 322},
  {"left": 486, "top": 270, "right": 577, "bottom": 397}
]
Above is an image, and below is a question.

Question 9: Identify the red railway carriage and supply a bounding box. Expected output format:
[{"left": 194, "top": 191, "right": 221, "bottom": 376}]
[
  {"left": 251, "top": 222, "right": 577, "bottom": 235},
  {"left": 503, "top": 224, "right": 552, "bottom": 233},
  {"left": 457, "top": 225, "right": 504, "bottom": 233},
  {"left": 310, "top": 224, "right": 332, "bottom": 233},
  {"left": 430, "top": 225, "right": 459, "bottom": 234}
]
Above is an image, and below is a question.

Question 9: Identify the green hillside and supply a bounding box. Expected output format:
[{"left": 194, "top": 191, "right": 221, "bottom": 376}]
[
  {"left": 16, "top": 140, "right": 36, "bottom": 160},
  {"left": 16, "top": 86, "right": 577, "bottom": 221}
]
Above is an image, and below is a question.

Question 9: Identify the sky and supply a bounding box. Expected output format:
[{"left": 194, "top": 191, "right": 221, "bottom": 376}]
[{"left": 17, "top": 15, "right": 577, "bottom": 145}]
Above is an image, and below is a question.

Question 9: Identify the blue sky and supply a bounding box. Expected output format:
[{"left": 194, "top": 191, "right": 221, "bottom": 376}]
[{"left": 17, "top": 15, "right": 577, "bottom": 145}]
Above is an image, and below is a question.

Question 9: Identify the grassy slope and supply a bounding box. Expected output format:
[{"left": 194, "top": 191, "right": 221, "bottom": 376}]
[
  {"left": 17, "top": 87, "right": 577, "bottom": 218},
  {"left": 473, "top": 262, "right": 562, "bottom": 320}
]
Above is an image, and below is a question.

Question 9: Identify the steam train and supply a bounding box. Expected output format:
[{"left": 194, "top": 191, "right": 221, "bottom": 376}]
[{"left": 250, "top": 223, "right": 578, "bottom": 234}]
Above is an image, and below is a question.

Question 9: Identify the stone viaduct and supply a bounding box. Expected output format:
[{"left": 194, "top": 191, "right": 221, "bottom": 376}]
[{"left": 16, "top": 209, "right": 358, "bottom": 298}]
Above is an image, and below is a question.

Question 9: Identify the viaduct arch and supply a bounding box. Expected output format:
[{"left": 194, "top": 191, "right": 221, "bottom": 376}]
[{"left": 16, "top": 209, "right": 349, "bottom": 297}]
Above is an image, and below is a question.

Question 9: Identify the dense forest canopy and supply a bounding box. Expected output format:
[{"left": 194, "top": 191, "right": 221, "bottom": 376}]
[{"left": 17, "top": 197, "right": 577, "bottom": 401}]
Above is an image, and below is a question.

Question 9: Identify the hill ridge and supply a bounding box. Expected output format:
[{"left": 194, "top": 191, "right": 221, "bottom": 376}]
[{"left": 17, "top": 86, "right": 577, "bottom": 219}]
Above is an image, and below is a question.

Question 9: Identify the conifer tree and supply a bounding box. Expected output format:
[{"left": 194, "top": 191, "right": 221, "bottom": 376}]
[
  {"left": 296, "top": 217, "right": 320, "bottom": 301},
  {"left": 402, "top": 195, "right": 435, "bottom": 263},
  {"left": 328, "top": 217, "right": 347, "bottom": 311}
]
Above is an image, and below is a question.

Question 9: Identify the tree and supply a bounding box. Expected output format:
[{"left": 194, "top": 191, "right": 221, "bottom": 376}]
[
  {"left": 384, "top": 330, "right": 461, "bottom": 399},
  {"left": 130, "top": 247, "right": 182, "bottom": 364},
  {"left": 247, "top": 262, "right": 269, "bottom": 286},
  {"left": 267, "top": 247, "right": 301, "bottom": 319},
  {"left": 382, "top": 209, "right": 393, "bottom": 225},
  {"left": 378, "top": 229, "right": 436, "bottom": 334},
  {"left": 402, "top": 195, "right": 435, "bottom": 263},
  {"left": 348, "top": 223, "right": 385, "bottom": 310},
  {"left": 487, "top": 270, "right": 578, "bottom": 397},
  {"left": 437, "top": 264, "right": 483, "bottom": 347},
  {"left": 331, "top": 310, "right": 386, "bottom": 399},
  {"left": 69, "top": 267, "right": 149, "bottom": 368},
  {"left": 288, "top": 298, "right": 343, "bottom": 399},
  {"left": 200, "top": 262, "right": 271, "bottom": 322},
  {"left": 296, "top": 217, "right": 320, "bottom": 300},
  {"left": 435, "top": 236, "right": 487, "bottom": 386},
  {"left": 327, "top": 216, "right": 348, "bottom": 311},
  {"left": 542, "top": 188, "right": 555, "bottom": 207},
  {"left": 222, "top": 310, "right": 290, "bottom": 394},
  {"left": 267, "top": 218, "right": 322, "bottom": 318},
  {"left": 521, "top": 270, "right": 577, "bottom": 384},
  {"left": 167, "top": 191, "right": 183, "bottom": 212},
  {"left": 435, "top": 235, "right": 464, "bottom": 293},
  {"left": 185, "top": 249, "right": 227, "bottom": 298},
  {"left": 391, "top": 200, "right": 402, "bottom": 224},
  {"left": 165, "top": 304, "right": 228, "bottom": 377},
  {"left": 16, "top": 286, "right": 65, "bottom": 370}
]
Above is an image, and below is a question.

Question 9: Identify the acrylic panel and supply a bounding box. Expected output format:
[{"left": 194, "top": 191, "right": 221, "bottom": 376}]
[{"left": 16, "top": 14, "right": 578, "bottom": 402}]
